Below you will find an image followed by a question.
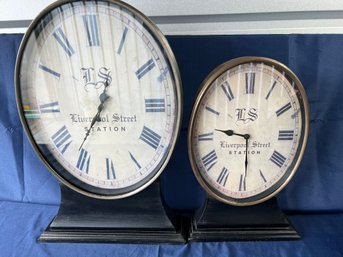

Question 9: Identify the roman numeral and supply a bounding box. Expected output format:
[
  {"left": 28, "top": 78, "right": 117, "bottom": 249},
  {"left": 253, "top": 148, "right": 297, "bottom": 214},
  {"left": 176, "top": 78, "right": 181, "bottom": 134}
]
[
  {"left": 278, "top": 130, "right": 294, "bottom": 140},
  {"left": 245, "top": 73, "right": 255, "bottom": 94},
  {"left": 53, "top": 27, "right": 75, "bottom": 57},
  {"left": 39, "top": 64, "right": 60, "bottom": 78},
  {"left": 136, "top": 59, "right": 155, "bottom": 79},
  {"left": 106, "top": 158, "right": 116, "bottom": 180},
  {"left": 276, "top": 102, "right": 292, "bottom": 117},
  {"left": 198, "top": 132, "right": 214, "bottom": 141},
  {"left": 201, "top": 150, "right": 217, "bottom": 171},
  {"left": 117, "top": 26, "right": 128, "bottom": 54},
  {"left": 217, "top": 167, "right": 229, "bottom": 186},
  {"left": 139, "top": 126, "right": 161, "bottom": 149},
  {"left": 145, "top": 98, "right": 165, "bottom": 112},
  {"left": 221, "top": 81, "right": 234, "bottom": 101},
  {"left": 129, "top": 152, "right": 142, "bottom": 170},
  {"left": 259, "top": 169, "right": 267, "bottom": 183},
  {"left": 205, "top": 106, "right": 220, "bottom": 116},
  {"left": 39, "top": 101, "right": 60, "bottom": 113},
  {"left": 239, "top": 174, "right": 246, "bottom": 191},
  {"left": 77, "top": 148, "right": 90, "bottom": 173},
  {"left": 270, "top": 150, "right": 286, "bottom": 168},
  {"left": 51, "top": 125, "right": 72, "bottom": 154},
  {"left": 265, "top": 81, "right": 277, "bottom": 99},
  {"left": 82, "top": 15, "right": 100, "bottom": 47}
]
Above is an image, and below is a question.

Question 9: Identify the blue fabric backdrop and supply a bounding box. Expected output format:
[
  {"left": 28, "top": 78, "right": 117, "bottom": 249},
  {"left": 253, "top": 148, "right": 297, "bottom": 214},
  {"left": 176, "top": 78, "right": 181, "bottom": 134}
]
[{"left": 1, "top": 34, "right": 343, "bottom": 257}]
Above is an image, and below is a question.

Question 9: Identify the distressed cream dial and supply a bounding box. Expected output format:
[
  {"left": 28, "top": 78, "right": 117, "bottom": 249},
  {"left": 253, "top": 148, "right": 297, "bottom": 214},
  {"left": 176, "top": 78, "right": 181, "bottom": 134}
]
[
  {"left": 16, "top": 0, "right": 181, "bottom": 199},
  {"left": 188, "top": 57, "right": 309, "bottom": 206}
]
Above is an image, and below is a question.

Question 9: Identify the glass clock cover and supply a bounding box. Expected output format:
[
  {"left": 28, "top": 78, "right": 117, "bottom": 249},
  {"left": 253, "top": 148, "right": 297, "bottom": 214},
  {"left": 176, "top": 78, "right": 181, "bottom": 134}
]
[
  {"left": 188, "top": 57, "right": 309, "bottom": 206},
  {"left": 15, "top": 0, "right": 182, "bottom": 199}
]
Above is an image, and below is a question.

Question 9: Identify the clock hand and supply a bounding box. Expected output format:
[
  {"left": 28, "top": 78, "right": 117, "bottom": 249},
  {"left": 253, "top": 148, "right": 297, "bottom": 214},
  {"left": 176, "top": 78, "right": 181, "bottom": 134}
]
[
  {"left": 215, "top": 129, "right": 250, "bottom": 140},
  {"left": 79, "top": 79, "right": 111, "bottom": 151},
  {"left": 79, "top": 111, "right": 100, "bottom": 151},
  {"left": 244, "top": 133, "right": 249, "bottom": 182},
  {"left": 216, "top": 129, "right": 250, "bottom": 186},
  {"left": 78, "top": 98, "right": 108, "bottom": 151}
]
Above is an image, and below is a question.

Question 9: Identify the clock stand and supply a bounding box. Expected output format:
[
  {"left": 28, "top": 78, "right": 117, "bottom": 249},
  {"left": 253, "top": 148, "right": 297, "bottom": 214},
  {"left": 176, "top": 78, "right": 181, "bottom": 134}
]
[
  {"left": 39, "top": 181, "right": 186, "bottom": 243},
  {"left": 188, "top": 196, "right": 300, "bottom": 242}
]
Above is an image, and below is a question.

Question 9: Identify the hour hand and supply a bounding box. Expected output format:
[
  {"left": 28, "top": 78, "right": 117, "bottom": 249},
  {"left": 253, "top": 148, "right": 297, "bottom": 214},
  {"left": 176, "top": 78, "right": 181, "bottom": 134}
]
[
  {"left": 215, "top": 129, "right": 250, "bottom": 140},
  {"left": 215, "top": 129, "right": 234, "bottom": 136}
]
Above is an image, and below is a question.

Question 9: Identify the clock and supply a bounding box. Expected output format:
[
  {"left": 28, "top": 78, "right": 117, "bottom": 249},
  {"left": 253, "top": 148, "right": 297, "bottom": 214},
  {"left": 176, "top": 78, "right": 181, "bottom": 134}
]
[
  {"left": 188, "top": 56, "right": 309, "bottom": 206},
  {"left": 15, "top": 0, "right": 182, "bottom": 200}
]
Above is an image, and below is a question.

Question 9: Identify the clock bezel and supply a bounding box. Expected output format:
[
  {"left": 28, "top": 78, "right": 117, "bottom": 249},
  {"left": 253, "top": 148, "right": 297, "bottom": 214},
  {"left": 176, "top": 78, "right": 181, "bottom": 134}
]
[
  {"left": 188, "top": 56, "right": 309, "bottom": 206},
  {"left": 15, "top": 0, "right": 182, "bottom": 200}
]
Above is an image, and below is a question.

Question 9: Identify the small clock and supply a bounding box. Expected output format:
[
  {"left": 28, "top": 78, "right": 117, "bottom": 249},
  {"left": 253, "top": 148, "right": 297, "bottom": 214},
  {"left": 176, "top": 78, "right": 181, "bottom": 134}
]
[
  {"left": 15, "top": 0, "right": 182, "bottom": 199},
  {"left": 188, "top": 57, "right": 309, "bottom": 206}
]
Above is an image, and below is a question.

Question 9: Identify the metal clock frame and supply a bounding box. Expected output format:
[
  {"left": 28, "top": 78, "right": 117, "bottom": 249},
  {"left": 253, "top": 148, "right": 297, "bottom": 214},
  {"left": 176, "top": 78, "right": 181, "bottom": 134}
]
[
  {"left": 188, "top": 56, "right": 309, "bottom": 206},
  {"left": 15, "top": 0, "right": 182, "bottom": 200}
]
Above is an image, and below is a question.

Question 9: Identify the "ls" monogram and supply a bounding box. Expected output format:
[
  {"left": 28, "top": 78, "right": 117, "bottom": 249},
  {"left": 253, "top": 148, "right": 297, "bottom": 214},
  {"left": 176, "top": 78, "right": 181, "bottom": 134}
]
[
  {"left": 235, "top": 108, "right": 258, "bottom": 125},
  {"left": 81, "top": 67, "right": 112, "bottom": 91}
]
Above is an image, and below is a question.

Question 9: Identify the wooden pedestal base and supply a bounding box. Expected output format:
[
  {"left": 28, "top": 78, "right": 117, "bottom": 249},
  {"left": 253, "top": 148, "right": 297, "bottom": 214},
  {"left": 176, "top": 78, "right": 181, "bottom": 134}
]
[
  {"left": 189, "top": 197, "right": 300, "bottom": 242},
  {"left": 39, "top": 182, "right": 186, "bottom": 244}
]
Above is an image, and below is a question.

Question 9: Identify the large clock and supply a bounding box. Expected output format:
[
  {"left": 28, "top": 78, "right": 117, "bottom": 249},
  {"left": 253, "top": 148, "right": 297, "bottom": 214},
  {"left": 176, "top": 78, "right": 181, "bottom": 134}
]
[
  {"left": 188, "top": 57, "right": 309, "bottom": 206},
  {"left": 15, "top": 0, "right": 182, "bottom": 199}
]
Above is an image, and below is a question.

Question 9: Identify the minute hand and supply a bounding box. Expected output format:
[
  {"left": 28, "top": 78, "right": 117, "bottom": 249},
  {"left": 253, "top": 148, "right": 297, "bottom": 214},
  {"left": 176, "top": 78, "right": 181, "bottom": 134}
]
[
  {"left": 78, "top": 79, "right": 110, "bottom": 151},
  {"left": 78, "top": 101, "right": 106, "bottom": 151}
]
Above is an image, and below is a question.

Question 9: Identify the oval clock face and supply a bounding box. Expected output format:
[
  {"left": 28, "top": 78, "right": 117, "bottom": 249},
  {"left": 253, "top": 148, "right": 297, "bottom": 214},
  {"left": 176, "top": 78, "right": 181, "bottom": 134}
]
[
  {"left": 188, "top": 57, "right": 309, "bottom": 206},
  {"left": 16, "top": 0, "right": 181, "bottom": 198}
]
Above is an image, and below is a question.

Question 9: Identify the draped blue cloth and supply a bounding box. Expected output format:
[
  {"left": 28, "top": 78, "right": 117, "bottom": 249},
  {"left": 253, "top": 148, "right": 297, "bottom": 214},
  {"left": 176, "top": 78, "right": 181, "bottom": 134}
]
[{"left": 1, "top": 34, "right": 343, "bottom": 256}]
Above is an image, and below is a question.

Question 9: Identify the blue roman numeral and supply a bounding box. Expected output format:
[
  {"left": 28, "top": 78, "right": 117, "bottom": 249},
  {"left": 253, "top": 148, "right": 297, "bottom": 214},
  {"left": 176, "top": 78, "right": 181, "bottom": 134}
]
[
  {"left": 245, "top": 73, "right": 255, "bottom": 94},
  {"left": 106, "top": 158, "right": 116, "bottom": 180},
  {"left": 77, "top": 148, "right": 90, "bottom": 173},
  {"left": 129, "top": 151, "right": 142, "bottom": 170},
  {"left": 221, "top": 81, "right": 234, "bottom": 101},
  {"left": 239, "top": 174, "right": 246, "bottom": 191},
  {"left": 265, "top": 81, "right": 277, "bottom": 100},
  {"left": 39, "top": 64, "right": 60, "bottom": 78},
  {"left": 276, "top": 102, "right": 292, "bottom": 117},
  {"left": 53, "top": 27, "right": 75, "bottom": 57},
  {"left": 202, "top": 150, "right": 218, "bottom": 171},
  {"left": 40, "top": 101, "right": 60, "bottom": 113},
  {"left": 139, "top": 126, "right": 161, "bottom": 149},
  {"left": 145, "top": 98, "right": 165, "bottom": 112},
  {"left": 278, "top": 130, "right": 294, "bottom": 140},
  {"left": 51, "top": 125, "right": 72, "bottom": 154},
  {"left": 136, "top": 59, "right": 155, "bottom": 79},
  {"left": 270, "top": 150, "right": 286, "bottom": 168},
  {"left": 117, "top": 26, "right": 128, "bottom": 54},
  {"left": 259, "top": 169, "right": 267, "bottom": 183},
  {"left": 198, "top": 132, "right": 214, "bottom": 141},
  {"left": 205, "top": 106, "right": 220, "bottom": 116},
  {"left": 82, "top": 15, "right": 100, "bottom": 47},
  {"left": 217, "top": 167, "right": 229, "bottom": 186}
]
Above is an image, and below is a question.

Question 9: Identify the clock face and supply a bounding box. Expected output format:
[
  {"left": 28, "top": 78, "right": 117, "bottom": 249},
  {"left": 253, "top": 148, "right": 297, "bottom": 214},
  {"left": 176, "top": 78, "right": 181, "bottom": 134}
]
[
  {"left": 16, "top": 0, "right": 181, "bottom": 198},
  {"left": 188, "top": 57, "right": 309, "bottom": 206}
]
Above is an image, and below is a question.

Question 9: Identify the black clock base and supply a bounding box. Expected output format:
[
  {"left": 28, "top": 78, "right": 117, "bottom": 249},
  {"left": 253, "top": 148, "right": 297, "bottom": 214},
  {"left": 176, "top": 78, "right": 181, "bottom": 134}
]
[
  {"left": 189, "top": 197, "right": 300, "bottom": 242},
  {"left": 39, "top": 182, "right": 186, "bottom": 244}
]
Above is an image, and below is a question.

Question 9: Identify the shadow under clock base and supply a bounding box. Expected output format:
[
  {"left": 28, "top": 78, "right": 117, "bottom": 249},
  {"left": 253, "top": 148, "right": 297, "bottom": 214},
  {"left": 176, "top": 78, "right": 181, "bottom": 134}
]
[
  {"left": 188, "top": 197, "right": 300, "bottom": 242},
  {"left": 38, "top": 182, "right": 186, "bottom": 244}
]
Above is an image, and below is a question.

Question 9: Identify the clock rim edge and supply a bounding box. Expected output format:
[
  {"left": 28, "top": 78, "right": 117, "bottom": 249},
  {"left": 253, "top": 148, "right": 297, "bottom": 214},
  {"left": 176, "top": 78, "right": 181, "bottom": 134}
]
[
  {"left": 187, "top": 56, "right": 310, "bottom": 206},
  {"left": 14, "top": 0, "right": 183, "bottom": 200}
]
